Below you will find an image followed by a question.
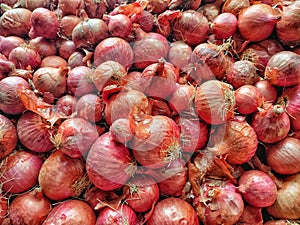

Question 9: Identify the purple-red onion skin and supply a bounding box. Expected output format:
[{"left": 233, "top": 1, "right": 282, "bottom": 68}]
[
  {"left": 0, "top": 36, "right": 25, "bottom": 59},
  {"left": 0, "top": 114, "right": 18, "bottom": 159},
  {"left": 212, "top": 12, "right": 238, "bottom": 39},
  {"left": 254, "top": 80, "right": 277, "bottom": 103},
  {"left": 29, "top": 37, "right": 57, "bottom": 59},
  {"left": 56, "top": 94, "right": 77, "bottom": 116},
  {"left": 222, "top": 0, "right": 250, "bottom": 17},
  {"left": 59, "top": 15, "right": 81, "bottom": 39},
  {"left": 237, "top": 205, "right": 263, "bottom": 225},
  {"left": 8, "top": 46, "right": 41, "bottom": 70},
  {"left": 168, "top": 41, "right": 192, "bottom": 70},
  {"left": 0, "top": 196, "right": 8, "bottom": 224}
]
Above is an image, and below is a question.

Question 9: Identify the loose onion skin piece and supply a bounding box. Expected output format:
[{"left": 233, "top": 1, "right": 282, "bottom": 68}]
[
  {"left": 0, "top": 114, "right": 17, "bottom": 159},
  {"left": 237, "top": 205, "right": 263, "bottom": 225},
  {"left": 147, "top": 197, "right": 200, "bottom": 225},
  {"left": 266, "top": 137, "right": 300, "bottom": 175},
  {"left": 43, "top": 199, "right": 96, "bottom": 225}
]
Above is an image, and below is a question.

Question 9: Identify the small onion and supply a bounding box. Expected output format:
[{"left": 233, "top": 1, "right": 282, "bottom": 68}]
[
  {"left": 169, "top": 84, "right": 195, "bottom": 114},
  {"left": 0, "top": 196, "right": 8, "bottom": 224},
  {"left": 132, "top": 10, "right": 154, "bottom": 32},
  {"left": 56, "top": 94, "right": 77, "bottom": 116},
  {"left": 109, "top": 118, "right": 134, "bottom": 145},
  {"left": 8, "top": 46, "right": 41, "bottom": 70},
  {"left": 103, "top": 14, "right": 132, "bottom": 39},
  {"left": 237, "top": 205, "right": 263, "bottom": 225},
  {"left": 84, "top": 0, "right": 107, "bottom": 18},
  {"left": 29, "top": 37, "right": 57, "bottom": 59},
  {"left": 0, "top": 36, "right": 26, "bottom": 59},
  {"left": 168, "top": 41, "right": 192, "bottom": 71},
  {"left": 59, "top": 15, "right": 81, "bottom": 39},
  {"left": 222, "top": 0, "right": 250, "bottom": 17},
  {"left": 146, "top": 0, "right": 170, "bottom": 14},
  {"left": 56, "top": 0, "right": 85, "bottom": 17},
  {"left": 0, "top": 114, "right": 18, "bottom": 159},
  {"left": 18, "top": 0, "right": 51, "bottom": 11},
  {"left": 254, "top": 80, "right": 277, "bottom": 103},
  {"left": 58, "top": 40, "right": 76, "bottom": 60},
  {"left": 40, "top": 56, "right": 68, "bottom": 68},
  {"left": 212, "top": 12, "right": 238, "bottom": 39}
]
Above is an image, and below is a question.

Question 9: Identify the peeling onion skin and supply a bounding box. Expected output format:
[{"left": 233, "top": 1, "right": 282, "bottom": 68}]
[{"left": 0, "top": 114, "right": 18, "bottom": 159}]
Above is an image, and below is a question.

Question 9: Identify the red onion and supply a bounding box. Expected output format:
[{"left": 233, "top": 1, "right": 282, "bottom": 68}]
[
  {"left": 86, "top": 132, "right": 136, "bottom": 191},
  {"left": 198, "top": 0, "right": 223, "bottom": 23},
  {"left": 17, "top": 112, "right": 55, "bottom": 153},
  {"left": 29, "top": 37, "right": 57, "bottom": 59},
  {"left": 33, "top": 66, "right": 68, "bottom": 98},
  {"left": 0, "top": 76, "right": 30, "bottom": 115},
  {"left": 0, "top": 36, "right": 25, "bottom": 59},
  {"left": 147, "top": 197, "right": 199, "bottom": 225},
  {"left": 238, "top": 4, "right": 279, "bottom": 42},
  {"left": 8, "top": 46, "right": 41, "bottom": 70},
  {"left": 67, "top": 66, "right": 96, "bottom": 97},
  {"left": 0, "top": 7, "right": 32, "bottom": 37},
  {"left": 56, "top": 0, "right": 85, "bottom": 17},
  {"left": 172, "top": 10, "right": 209, "bottom": 46},
  {"left": 103, "top": 14, "right": 132, "bottom": 39},
  {"left": 251, "top": 103, "right": 290, "bottom": 143},
  {"left": 234, "top": 85, "right": 263, "bottom": 115},
  {"left": 212, "top": 12, "right": 238, "bottom": 39},
  {"left": 84, "top": 0, "right": 107, "bottom": 18},
  {"left": 68, "top": 51, "right": 89, "bottom": 69},
  {"left": 94, "top": 37, "right": 133, "bottom": 69},
  {"left": 153, "top": 10, "right": 181, "bottom": 38},
  {"left": 265, "top": 51, "right": 300, "bottom": 87},
  {"left": 148, "top": 97, "right": 172, "bottom": 117},
  {"left": 58, "top": 39, "right": 76, "bottom": 60},
  {"left": 146, "top": 0, "right": 170, "bottom": 14},
  {"left": 221, "top": 0, "right": 250, "bottom": 17},
  {"left": 195, "top": 180, "right": 244, "bottom": 225},
  {"left": 52, "top": 118, "right": 98, "bottom": 158},
  {"left": 8, "top": 188, "right": 52, "bottom": 225},
  {"left": 38, "top": 151, "right": 89, "bottom": 201},
  {"left": 124, "top": 175, "right": 159, "bottom": 212},
  {"left": 109, "top": 118, "right": 134, "bottom": 145},
  {"left": 168, "top": 41, "right": 192, "bottom": 70},
  {"left": 237, "top": 205, "right": 263, "bottom": 225},
  {"left": 131, "top": 10, "right": 154, "bottom": 32},
  {"left": 132, "top": 26, "right": 169, "bottom": 69},
  {"left": 238, "top": 170, "right": 277, "bottom": 207},
  {"left": 29, "top": 8, "right": 59, "bottom": 39},
  {"left": 56, "top": 94, "right": 77, "bottom": 116},
  {"left": 96, "top": 204, "right": 138, "bottom": 225},
  {"left": 266, "top": 137, "right": 300, "bottom": 175},
  {"left": 59, "top": 15, "right": 81, "bottom": 39},
  {"left": 267, "top": 173, "right": 300, "bottom": 219},
  {"left": 72, "top": 10, "right": 108, "bottom": 49},
  {"left": 0, "top": 195, "right": 8, "bottom": 224},
  {"left": 0, "top": 114, "right": 17, "bottom": 159},
  {"left": 264, "top": 220, "right": 291, "bottom": 225},
  {"left": 254, "top": 80, "right": 278, "bottom": 103},
  {"left": 0, "top": 150, "right": 43, "bottom": 194},
  {"left": 226, "top": 60, "right": 260, "bottom": 89},
  {"left": 43, "top": 199, "right": 96, "bottom": 225},
  {"left": 40, "top": 56, "right": 68, "bottom": 68},
  {"left": 195, "top": 80, "right": 236, "bottom": 124},
  {"left": 276, "top": 1, "right": 300, "bottom": 47},
  {"left": 169, "top": 84, "right": 195, "bottom": 114},
  {"left": 18, "top": 0, "right": 51, "bottom": 11}
]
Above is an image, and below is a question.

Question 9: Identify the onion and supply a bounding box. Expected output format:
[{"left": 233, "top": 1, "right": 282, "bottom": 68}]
[
  {"left": 29, "top": 37, "right": 57, "bottom": 59},
  {"left": 146, "top": 0, "right": 169, "bottom": 14},
  {"left": 86, "top": 132, "right": 136, "bottom": 191},
  {"left": 169, "top": 84, "right": 195, "bottom": 114},
  {"left": 75, "top": 94, "right": 104, "bottom": 123},
  {"left": 0, "top": 7, "right": 32, "bottom": 37},
  {"left": 33, "top": 66, "right": 68, "bottom": 98},
  {"left": 96, "top": 204, "right": 138, "bottom": 225},
  {"left": 109, "top": 118, "right": 134, "bottom": 145},
  {"left": 234, "top": 85, "right": 263, "bottom": 115},
  {"left": 8, "top": 46, "right": 41, "bottom": 70},
  {"left": 194, "top": 80, "right": 236, "bottom": 124},
  {"left": 254, "top": 80, "right": 278, "bottom": 103},
  {"left": 132, "top": 26, "right": 169, "bottom": 69},
  {"left": 43, "top": 199, "right": 96, "bottom": 225},
  {"left": 52, "top": 118, "right": 98, "bottom": 158},
  {"left": 103, "top": 14, "right": 132, "bottom": 39},
  {"left": 251, "top": 103, "right": 290, "bottom": 143},
  {"left": 72, "top": 10, "right": 108, "bottom": 49},
  {"left": 17, "top": 112, "right": 55, "bottom": 153},
  {"left": 148, "top": 98, "right": 172, "bottom": 117},
  {"left": 0, "top": 195, "right": 8, "bottom": 224},
  {"left": 68, "top": 51, "right": 88, "bottom": 69},
  {"left": 276, "top": 1, "right": 300, "bottom": 47},
  {"left": 212, "top": 12, "right": 238, "bottom": 39},
  {"left": 8, "top": 188, "right": 52, "bottom": 225},
  {"left": 0, "top": 114, "right": 17, "bottom": 159},
  {"left": 191, "top": 43, "right": 228, "bottom": 81},
  {"left": 56, "top": 94, "right": 77, "bottom": 116},
  {"left": 237, "top": 205, "right": 263, "bottom": 225},
  {"left": 0, "top": 150, "right": 43, "bottom": 194},
  {"left": 38, "top": 151, "right": 89, "bottom": 201},
  {"left": 266, "top": 137, "right": 300, "bottom": 175},
  {"left": 67, "top": 66, "right": 96, "bottom": 97},
  {"left": 264, "top": 220, "right": 290, "bottom": 225},
  {"left": 123, "top": 175, "right": 159, "bottom": 212},
  {"left": 58, "top": 39, "right": 76, "bottom": 60},
  {"left": 59, "top": 15, "right": 81, "bottom": 39},
  {"left": 132, "top": 10, "right": 154, "bottom": 32},
  {"left": 18, "top": 0, "right": 51, "bottom": 11},
  {"left": 267, "top": 173, "right": 300, "bottom": 219},
  {"left": 226, "top": 60, "right": 260, "bottom": 89},
  {"left": 172, "top": 10, "right": 209, "bottom": 46},
  {"left": 56, "top": 0, "right": 85, "bottom": 17},
  {"left": 238, "top": 170, "right": 277, "bottom": 207},
  {"left": 147, "top": 197, "right": 199, "bottom": 225},
  {"left": 29, "top": 8, "right": 59, "bottom": 39},
  {"left": 222, "top": 0, "right": 250, "bottom": 17},
  {"left": 84, "top": 0, "right": 107, "bottom": 18},
  {"left": 195, "top": 180, "right": 244, "bottom": 225},
  {"left": 0, "top": 76, "right": 30, "bottom": 115},
  {"left": 154, "top": 10, "right": 181, "bottom": 38},
  {"left": 94, "top": 37, "right": 133, "bottom": 69},
  {"left": 265, "top": 51, "right": 300, "bottom": 87},
  {"left": 238, "top": 4, "right": 279, "bottom": 42},
  {"left": 0, "top": 36, "right": 25, "bottom": 59},
  {"left": 198, "top": 0, "right": 223, "bottom": 23},
  {"left": 168, "top": 41, "right": 192, "bottom": 70},
  {"left": 40, "top": 56, "right": 68, "bottom": 68}
]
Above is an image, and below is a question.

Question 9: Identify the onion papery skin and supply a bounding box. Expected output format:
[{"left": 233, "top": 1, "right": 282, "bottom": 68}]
[
  {"left": 124, "top": 175, "right": 159, "bottom": 212},
  {"left": 191, "top": 43, "right": 227, "bottom": 81},
  {"left": 40, "top": 56, "right": 68, "bottom": 68},
  {"left": 237, "top": 205, "right": 263, "bottom": 225},
  {"left": 195, "top": 180, "right": 244, "bottom": 225},
  {"left": 132, "top": 10, "right": 154, "bottom": 33},
  {"left": 56, "top": 95, "right": 77, "bottom": 116},
  {"left": 0, "top": 150, "right": 43, "bottom": 194},
  {"left": 104, "top": 14, "right": 132, "bottom": 39},
  {"left": 53, "top": 118, "right": 98, "bottom": 158},
  {"left": 221, "top": 0, "right": 250, "bottom": 16},
  {"left": 0, "top": 195, "right": 8, "bottom": 224},
  {"left": 172, "top": 10, "right": 209, "bottom": 46},
  {"left": 131, "top": 115, "right": 181, "bottom": 169},
  {"left": 0, "top": 36, "right": 26, "bottom": 59},
  {"left": 267, "top": 173, "right": 300, "bottom": 220},
  {"left": 96, "top": 204, "right": 138, "bottom": 225},
  {"left": 94, "top": 37, "right": 133, "bottom": 69},
  {"left": 266, "top": 137, "right": 300, "bottom": 175},
  {"left": 169, "top": 84, "right": 195, "bottom": 114},
  {"left": 238, "top": 170, "right": 277, "bottom": 208},
  {"left": 276, "top": 1, "right": 300, "bottom": 47},
  {"left": 109, "top": 118, "right": 134, "bottom": 145},
  {"left": 33, "top": 66, "right": 68, "bottom": 98},
  {"left": 59, "top": 15, "right": 81, "bottom": 40},
  {"left": 29, "top": 37, "right": 57, "bottom": 59},
  {"left": 251, "top": 103, "right": 290, "bottom": 144},
  {"left": 8, "top": 46, "right": 41, "bottom": 70},
  {"left": 29, "top": 8, "right": 59, "bottom": 39},
  {"left": 194, "top": 80, "right": 236, "bottom": 125},
  {"left": 86, "top": 132, "right": 135, "bottom": 191},
  {"left": 264, "top": 51, "right": 300, "bottom": 87},
  {"left": 147, "top": 197, "right": 199, "bottom": 225},
  {"left": 0, "top": 77, "right": 30, "bottom": 114},
  {"left": 8, "top": 188, "right": 52, "bottom": 225},
  {"left": 43, "top": 199, "right": 96, "bottom": 225},
  {"left": 58, "top": 40, "right": 76, "bottom": 60},
  {"left": 84, "top": 0, "right": 107, "bottom": 18},
  {"left": 38, "top": 151, "right": 88, "bottom": 201},
  {"left": 254, "top": 80, "right": 277, "bottom": 103},
  {"left": 56, "top": 0, "right": 85, "bottom": 17},
  {"left": 238, "top": 4, "right": 279, "bottom": 42},
  {"left": 212, "top": 12, "right": 238, "bottom": 39},
  {"left": 168, "top": 41, "right": 192, "bottom": 71},
  {"left": 17, "top": 112, "right": 55, "bottom": 153},
  {"left": 18, "top": 0, "right": 51, "bottom": 11},
  {"left": 0, "top": 114, "right": 18, "bottom": 159}
]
